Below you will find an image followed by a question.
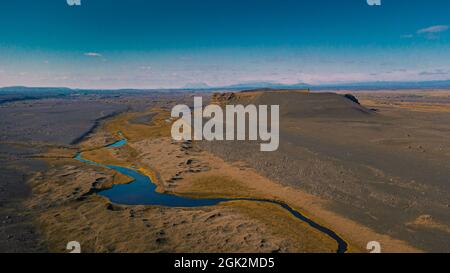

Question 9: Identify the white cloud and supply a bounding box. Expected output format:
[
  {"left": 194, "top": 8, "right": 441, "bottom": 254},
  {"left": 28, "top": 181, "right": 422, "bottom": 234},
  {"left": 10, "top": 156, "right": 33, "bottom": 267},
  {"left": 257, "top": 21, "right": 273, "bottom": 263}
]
[
  {"left": 84, "top": 52, "right": 102, "bottom": 57},
  {"left": 401, "top": 34, "right": 414, "bottom": 39},
  {"left": 417, "top": 25, "right": 449, "bottom": 34},
  {"left": 419, "top": 69, "right": 450, "bottom": 76}
]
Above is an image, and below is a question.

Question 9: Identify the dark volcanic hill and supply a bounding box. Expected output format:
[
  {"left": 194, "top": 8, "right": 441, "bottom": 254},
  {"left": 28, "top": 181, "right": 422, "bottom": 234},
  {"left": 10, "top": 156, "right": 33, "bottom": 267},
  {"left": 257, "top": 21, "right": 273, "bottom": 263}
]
[{"left": 213, "top": 89, "right": 374, "bottom": 119}]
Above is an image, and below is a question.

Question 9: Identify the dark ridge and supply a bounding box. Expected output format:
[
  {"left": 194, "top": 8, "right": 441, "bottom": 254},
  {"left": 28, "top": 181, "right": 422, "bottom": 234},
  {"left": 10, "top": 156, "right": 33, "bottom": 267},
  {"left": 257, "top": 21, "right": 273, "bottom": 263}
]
[
  {"left": 0, "top": 93, "right": 68, "bottom": 105},
  {"left": 70, "top": 109, "right": 129, "bottom": 145},
  {"left": 0, "top": 96, "right": 40, "bottom": 105},
  {"left": 343, "top": 94, "right": 360, "bottom": 105}
]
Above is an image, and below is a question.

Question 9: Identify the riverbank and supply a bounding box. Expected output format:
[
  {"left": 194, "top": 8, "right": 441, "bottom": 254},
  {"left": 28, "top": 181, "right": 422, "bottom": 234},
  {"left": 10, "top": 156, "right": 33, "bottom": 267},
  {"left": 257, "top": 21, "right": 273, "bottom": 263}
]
[
  {"left": 26, "top": 108, "right": 344, "bottom": 252},
  {"left": 75, "top": 144, "right": 348, "bottom": 252}
]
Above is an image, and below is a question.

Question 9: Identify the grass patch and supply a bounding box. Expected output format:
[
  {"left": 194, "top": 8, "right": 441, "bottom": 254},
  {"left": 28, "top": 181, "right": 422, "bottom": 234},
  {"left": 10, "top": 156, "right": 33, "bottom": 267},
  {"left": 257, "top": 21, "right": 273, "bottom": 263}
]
[
  {"left": 104, "top": 109, "right": 172, "bottom": 142},
  {"left": 177, "top": 175, "right": 260, "bottom": 199},
  {"left": 223, "top": 201, "right": 338, "bottom": 253}
]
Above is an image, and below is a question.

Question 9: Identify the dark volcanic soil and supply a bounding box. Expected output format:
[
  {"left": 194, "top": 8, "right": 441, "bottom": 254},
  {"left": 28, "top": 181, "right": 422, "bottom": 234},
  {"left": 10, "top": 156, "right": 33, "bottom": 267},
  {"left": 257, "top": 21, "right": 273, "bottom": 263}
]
[
  {"left": 0, "top": 144, "right": 47, "bottom": 252},
  {"left": 0, "top": 90, "right": 201, "bottom": 252},
  {"left": 199, "top": 91, "right": 450, "bottom": 252},
  {"left": 0, "top": 99, "right": 128, "bottom": 145}
]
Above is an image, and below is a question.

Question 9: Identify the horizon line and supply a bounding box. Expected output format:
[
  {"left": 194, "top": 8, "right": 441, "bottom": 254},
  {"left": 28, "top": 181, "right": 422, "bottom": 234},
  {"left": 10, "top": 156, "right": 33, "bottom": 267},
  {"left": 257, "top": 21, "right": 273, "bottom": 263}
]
[{"left": 2, "top": 78, "right": 450, "bottom": 91}]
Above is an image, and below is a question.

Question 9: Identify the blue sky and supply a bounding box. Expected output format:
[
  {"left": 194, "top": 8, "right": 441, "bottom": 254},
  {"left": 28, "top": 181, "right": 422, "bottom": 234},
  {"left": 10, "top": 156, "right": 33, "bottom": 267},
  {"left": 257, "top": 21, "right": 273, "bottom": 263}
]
[{"left": 1, "top": 0, "right": 450, "bottom": 88}]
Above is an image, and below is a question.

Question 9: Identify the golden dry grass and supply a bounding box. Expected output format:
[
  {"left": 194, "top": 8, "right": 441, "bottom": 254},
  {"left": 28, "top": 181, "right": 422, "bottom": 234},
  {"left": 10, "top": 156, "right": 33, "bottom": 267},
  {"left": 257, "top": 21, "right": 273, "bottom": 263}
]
[
  {"left": 361, "top": 99, "right": 450, "bottom": 113},
  {"left": 72, "top": 109, "right": 343, "bottom": 252},
  {"left": 175, "top": 175, "right": 259, "bottom": 199},
  {"left": 222, "top": 201, "right": 338, "bottom": 252},
  {"left": 104, "top": 108, "right": 172, "bottom": 141}
]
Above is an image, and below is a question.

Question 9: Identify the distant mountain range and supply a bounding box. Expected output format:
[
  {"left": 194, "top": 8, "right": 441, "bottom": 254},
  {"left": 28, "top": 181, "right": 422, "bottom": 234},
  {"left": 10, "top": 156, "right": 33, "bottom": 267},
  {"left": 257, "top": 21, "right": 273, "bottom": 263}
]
[
  {"left": 2, "top": 79, "right": 450, "bottom": 93},
  {"left": 0, "top": 86, "right": 73, "bottom": 93},
  {"left": 168, "top": 79, "right": 450, "bottom": 91},
  {"left": 212, "top": 81, "right": 311, "bottom": 90},
  {"left": 314, "top": 79, "right": 450, "bottom": 90},
  {"left": 211, "top": 79, "right": 450, "bottom": 90}
]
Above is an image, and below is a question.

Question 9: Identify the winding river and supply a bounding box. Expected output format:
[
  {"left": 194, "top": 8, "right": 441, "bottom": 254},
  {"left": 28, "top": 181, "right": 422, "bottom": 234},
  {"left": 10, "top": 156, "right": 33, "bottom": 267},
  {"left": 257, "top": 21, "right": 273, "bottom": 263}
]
[{"left": 75, "top": 138, "right": 348, "bottom": 253}]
